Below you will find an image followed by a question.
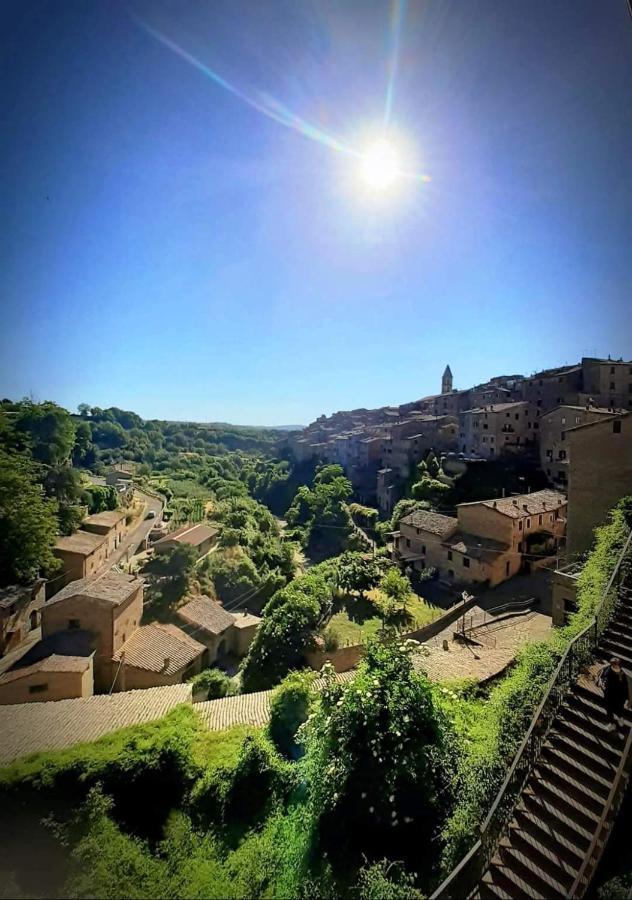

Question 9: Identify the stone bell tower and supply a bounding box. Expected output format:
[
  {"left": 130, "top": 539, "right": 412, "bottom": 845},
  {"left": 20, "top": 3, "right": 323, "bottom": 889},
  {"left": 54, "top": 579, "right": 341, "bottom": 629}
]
[{"left": 442, "top": 365, "right": 453, "bottom": 394}]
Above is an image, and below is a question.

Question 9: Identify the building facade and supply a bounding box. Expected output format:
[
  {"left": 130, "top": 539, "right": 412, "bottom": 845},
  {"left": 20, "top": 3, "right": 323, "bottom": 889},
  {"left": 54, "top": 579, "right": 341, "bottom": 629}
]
[
  {"left": 0, "top": 580, "right": 45, "bottom": 657},
  {"left": 460, "top": 402, "right": 537, "bottom": 458}
]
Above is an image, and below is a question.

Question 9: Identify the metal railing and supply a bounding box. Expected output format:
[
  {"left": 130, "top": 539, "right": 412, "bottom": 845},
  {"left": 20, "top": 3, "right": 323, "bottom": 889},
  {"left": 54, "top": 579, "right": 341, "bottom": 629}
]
[{"left": 431, "top": 527, "right": 632, "bottom": 900}]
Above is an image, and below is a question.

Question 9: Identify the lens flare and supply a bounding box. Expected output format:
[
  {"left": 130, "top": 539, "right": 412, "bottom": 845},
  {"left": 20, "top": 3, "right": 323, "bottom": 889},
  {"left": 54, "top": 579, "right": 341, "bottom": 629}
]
[{"left": 359, "top": 139, "right": 401, "bottom": 191}]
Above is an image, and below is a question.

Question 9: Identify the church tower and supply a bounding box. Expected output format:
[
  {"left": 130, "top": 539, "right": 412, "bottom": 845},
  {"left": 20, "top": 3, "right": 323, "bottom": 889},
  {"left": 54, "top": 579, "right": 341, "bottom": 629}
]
[{"left": 442, "top": 365, "right": 453, "bottom": 394}]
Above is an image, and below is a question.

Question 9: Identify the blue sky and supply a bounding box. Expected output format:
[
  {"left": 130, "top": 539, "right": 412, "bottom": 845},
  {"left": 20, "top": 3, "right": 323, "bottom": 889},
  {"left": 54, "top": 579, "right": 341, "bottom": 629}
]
[{"left": 1, "top": 1, "right": 631, "bottom": 425}]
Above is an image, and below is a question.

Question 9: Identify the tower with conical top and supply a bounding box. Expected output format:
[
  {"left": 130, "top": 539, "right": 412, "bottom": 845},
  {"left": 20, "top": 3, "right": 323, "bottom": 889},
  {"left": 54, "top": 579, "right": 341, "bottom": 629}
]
[{"left": 442, "top": 365, "right": 453, "bottom": 394}]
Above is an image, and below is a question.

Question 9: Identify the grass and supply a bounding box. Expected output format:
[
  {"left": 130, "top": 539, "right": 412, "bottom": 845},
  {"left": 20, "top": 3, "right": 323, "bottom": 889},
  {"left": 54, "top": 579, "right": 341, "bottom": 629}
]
[{"left": 191, "top": 723, "right": 262, "bottom": 771}]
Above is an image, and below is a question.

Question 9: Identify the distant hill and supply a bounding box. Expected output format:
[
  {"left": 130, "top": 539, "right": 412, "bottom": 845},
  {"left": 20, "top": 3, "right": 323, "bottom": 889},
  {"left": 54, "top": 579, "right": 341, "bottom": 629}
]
[{"left": 265, "top": 424, "right": 305, "bottom": 431}]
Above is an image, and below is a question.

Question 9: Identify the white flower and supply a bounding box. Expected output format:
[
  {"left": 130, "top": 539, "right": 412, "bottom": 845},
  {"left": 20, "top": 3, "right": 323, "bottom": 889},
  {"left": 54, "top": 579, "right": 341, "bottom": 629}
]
[
  {"left": 361, "top": 792, "right": 367, "bottom": 798},
  {"left": 369, "top": 806, "right": 374, "bottom": 814},
  {"left": 389, "top": 795, "right": 395, "bottom": 803}
]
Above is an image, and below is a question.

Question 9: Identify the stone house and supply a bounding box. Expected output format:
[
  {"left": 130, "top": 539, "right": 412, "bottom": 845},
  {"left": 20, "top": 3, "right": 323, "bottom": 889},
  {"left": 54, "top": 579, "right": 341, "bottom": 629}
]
[
  {"left": 538, "top": 405, "right": 614, "bottom": 489},
  {"left": 82, "top": 509, "right": 127, "bottom": 554},
  {"left": 395, "top": 489, "right": 567, "bottom": 588},
  {"left": 153, "top": 523, "right": 219, "bottom": 559},
  {"left": 459, "top": 402, "right": 537, "bottom": 458},
  {"left": 520, "top": 365, "right": 583, "bottom": 412},
  {"left": 579, "top": 357, "right": 632, "bottom": 411},
  {"left": 0, "top": 655, "right": 93, "bottom": 705},
  {"left": 42, "top": 573, "right": 144, "bottom": 691},
  {"left": 564, "top": 413, "right": 632, "bottom": 557},
  {"left": 112, "top": 623, "right": 206, "bottom": 691},
  {"left": 0, "top": 580, "right": 46, "bottom": 657},
  {"left": 53, "top": 531, "right": 110, "bottom": 585},
  {"left": 176, "top": 596, "right": 260, "bottom": 662}
]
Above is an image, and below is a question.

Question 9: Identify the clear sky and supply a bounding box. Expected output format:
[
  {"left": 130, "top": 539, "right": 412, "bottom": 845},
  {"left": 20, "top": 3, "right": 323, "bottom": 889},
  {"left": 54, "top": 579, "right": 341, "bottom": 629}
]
[{"left": 1, "top": 1, "right": 631, "bottom": 426}]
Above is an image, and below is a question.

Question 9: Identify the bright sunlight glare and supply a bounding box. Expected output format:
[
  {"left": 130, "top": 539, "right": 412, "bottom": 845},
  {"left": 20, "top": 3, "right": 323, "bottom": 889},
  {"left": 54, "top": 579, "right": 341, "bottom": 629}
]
[{"left": 359, "top": 138, "right": 401, "bottom": 191}]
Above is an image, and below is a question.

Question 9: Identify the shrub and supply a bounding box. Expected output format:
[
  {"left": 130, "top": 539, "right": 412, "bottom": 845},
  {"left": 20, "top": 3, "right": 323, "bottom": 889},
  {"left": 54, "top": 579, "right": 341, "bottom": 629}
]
[
  {"left": 268, "top": 671, "right": 315, "bottom": 759},
  {"left": 355, "top": 860, "right": 424, "bottom": 899},
  {"left": 189, "top": 667, "right": 235, "bottom": 701},
  {"left": 190, "top": 733, "right": 296, "bottom": 831}
]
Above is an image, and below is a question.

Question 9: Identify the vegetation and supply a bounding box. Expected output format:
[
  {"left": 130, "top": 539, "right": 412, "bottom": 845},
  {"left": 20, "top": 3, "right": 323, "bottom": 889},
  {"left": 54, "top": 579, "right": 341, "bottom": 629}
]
[
  {"left": 189, "top": 667, "right": 236, "bottom": 700},
  {"left": 267, "top": 670, "right": 315, "bottom": 759}
]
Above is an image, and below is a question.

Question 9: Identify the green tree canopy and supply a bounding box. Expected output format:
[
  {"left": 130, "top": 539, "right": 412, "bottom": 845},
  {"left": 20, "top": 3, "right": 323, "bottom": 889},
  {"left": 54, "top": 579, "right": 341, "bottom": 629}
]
[
  {"left": 14, "top": 400, "right": 76, "bottom": 466},
  {"left": 0, "top": 448, "right": 60, "bottom": 584}
]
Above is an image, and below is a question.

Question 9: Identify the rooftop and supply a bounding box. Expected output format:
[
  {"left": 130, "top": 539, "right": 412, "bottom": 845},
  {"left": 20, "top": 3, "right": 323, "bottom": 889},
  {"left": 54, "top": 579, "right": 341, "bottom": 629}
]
[
  {"left": 114, "top": 623, "right": 205, "bottom": 675},
  {"left": 462, "top": 402, "right": 527, "bottom": 414},
  {"left": 0, "top": 683, "right": 192, "bottom": 765},
  {"left": 54, "top": 530, "right": 108, "bottom": 556},
  {"left": 460, "top": 489, "right": 566, "bottom": 518},
  {"left": 49, "top": 572, "right": 143, "bottom": 607},
  {"left": 83, "top": 509, "right": 126, "bottom": 528},
  {"left": 231, "top": 612, "right": 262, "bottom": 630},
  {"left": 0, "top": 654, "right": 91, "bottom": 686},
  {"left": 400, "top": 509, "right": 458, "bottom": 537},
  {"left": 0, "top": 581, "right": 42, "bottom": 610},
  {"left": 448, "top": 531, "right": 508, "bottom": 560},
  {"left": 177, "top": 596, "right": 235, "bottom": 636},
  {"left": 154, "top": 523, "right": 218, "bottom": 548}
]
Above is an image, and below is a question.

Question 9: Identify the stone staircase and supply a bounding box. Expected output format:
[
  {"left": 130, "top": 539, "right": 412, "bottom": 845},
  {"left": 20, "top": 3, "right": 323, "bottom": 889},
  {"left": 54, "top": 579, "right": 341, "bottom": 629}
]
[{"left": 479, "top": 589, "right": 632, "bottom": 899}]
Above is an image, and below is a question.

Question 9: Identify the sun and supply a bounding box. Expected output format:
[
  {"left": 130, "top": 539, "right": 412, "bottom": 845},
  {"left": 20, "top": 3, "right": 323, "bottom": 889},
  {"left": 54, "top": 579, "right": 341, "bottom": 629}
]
[{"left": 359, "top": 138, "right": 401, "bottom": 191}]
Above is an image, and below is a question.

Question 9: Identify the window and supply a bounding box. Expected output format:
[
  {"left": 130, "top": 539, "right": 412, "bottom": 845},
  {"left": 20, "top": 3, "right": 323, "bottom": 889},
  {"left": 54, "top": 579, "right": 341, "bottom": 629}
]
[
  {"left": 68, "top": 618, "right": 80, "bottom": 630},
  {"left": 558, "top": 449, "right": 567, "bottom": 460},
  {"left": 561, "top": 417, "right": 566, "bottom": 425},
  {"left": 506, "top": 561, "right": 510, "bottom": 577},
  {"left": 448, "top": 569, "right": 455, "bottom": 578},
  {"left": 550, "top": 514, "right": 554, "bottom": 522},
  {"left": 613, "top": 420, "right": 622, "bottom": 434},
  {"left": 539, "top": 515, "right": 543, "bottom": 525},
  {"left": 463, "top": 557, "right": 471, "bottom": 568},
  {"left": 610, "top": 382, "right": 615, "bottom": 390},
  {"left": 447, "top": 550, "right": 453, "bottom": 561},
  {"left": 506, "top": 412, "right": 511, "bottom": 418},
  {"left": 483, "top": 423, "right": 488, "bottom": 430},
  {"left": 575, "top": 416, "right": 580, "bottom": 423},
  {"left": 534, "top": 422, "right": 539, "bottom": 429},
  {"left": 611, "top": 366, "right": 615, "bottom": 374},
  {"left": 29, "top": 684, "right": 47, "bottom": 694},
  {"left": 515, "top": 413, "right": 519, "bottom": 420},
  {"left": 526, "top": 518, "right": 531, "bottom": 528},
  {"left": 29, "top": 611, "right": 38, "bottom": 630},
  {"left": 405, "top": 538, "right": 411, "bottom": 548},
  {"left": 519, "top": 520, "right": 523, "bottom": 531},
  {"left": 422, "top": 545, "right": 426, "bottom": 554}
]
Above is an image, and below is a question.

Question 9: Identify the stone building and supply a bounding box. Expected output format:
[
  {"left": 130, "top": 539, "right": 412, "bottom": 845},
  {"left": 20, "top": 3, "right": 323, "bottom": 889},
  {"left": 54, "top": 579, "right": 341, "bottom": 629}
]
[
  {"left": 0, "top": 654, "right": 93, "bottom": 705},
  {"left": 53, "top": 531, "right": 110, "bottom": 585},
  {"left": 42, "top": 573, "right": 144, "bottom": 691},
  {"left": 395, "top": 489, "right": 567, "bottom": 588},
  {"left": 82, "top": 509, "right": 127, "bottom": 554},
  {"left": 460, "top": 402, "right": 537, "bottom": 458},
  {"left": 112, "top": 623, "right": 206, "bottom": 691},
  {"left": 153, "top": 523, "right": 219, "bottom": 558},
  {"left": 564, "top": 413, "right": 632, "bottom": 557},
  {"left": 539, "top": 405, "right": 614, "bottom": 489},
  {"left": 0, "top": 580, "right": 45, "bottom": 657},
  {"left": 176, "top": 596, "right": 260, "bottom": 662},
  {"left": 580, "top": 357, "right": 632, "bottom": 411}
]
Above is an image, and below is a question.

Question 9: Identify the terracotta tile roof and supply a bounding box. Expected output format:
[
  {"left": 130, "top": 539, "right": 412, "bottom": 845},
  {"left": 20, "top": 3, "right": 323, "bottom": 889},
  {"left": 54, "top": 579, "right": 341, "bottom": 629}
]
[
  {"left": 50, "top": 572, "right": 142, "bottom": 607},
  {"left": 0, "top": 654, "right": 91, "bottom": 685},
  {"left": 231, "top": 612, "right": 261, "bottom": 630},
  {"left": 114, "top": 624, "right": 205, "bottom": 675},
  {"left": 400, "top": 510, "right": 458, "bottom": 537},
  {"left": 177, "top": 596, "right": 235, "bottom": 636},
  {"left": 54, "top": 531, "right": 108, "bottom": 556},
  {"left": 0, "top": 684, "right": 192, "bottom": 765},
  {"left": 460, "top": 489, "right": 566, "bottom": 519},
  {"left": 83, "top": 509, "right": 126, "bottom": 528},
  {"left": 154, "top": 523, "right": 218, "bottom": 548}
]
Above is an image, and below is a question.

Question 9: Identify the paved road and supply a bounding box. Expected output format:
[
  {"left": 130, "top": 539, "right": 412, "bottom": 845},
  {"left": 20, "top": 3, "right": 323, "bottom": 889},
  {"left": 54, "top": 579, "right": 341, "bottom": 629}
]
[{"left": 94, "top": 489, "right": 164, "bottom": 576}]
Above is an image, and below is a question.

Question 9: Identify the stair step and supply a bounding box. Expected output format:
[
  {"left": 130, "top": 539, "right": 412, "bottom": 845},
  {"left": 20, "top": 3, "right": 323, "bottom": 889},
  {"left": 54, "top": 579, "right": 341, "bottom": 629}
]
[
  {"left": 506, "top": 824, "right": 578, "bottom": 886},
  {"left": 548, "top": 730, "right": 617, "bottom": 782},
  {"left": 558, "top": 706, "right": 624, "bottom": 760},
  {"left": 570, "top": 684, "right": 632, "bottom": 726},
  {"left": 541, "top": 743, "right": 611, "bottom": 798},
  {"left": 512, "top": 805, "right": 586, "bottom": 867},
  {"left": 522, "top": 788, "right": 593, "bottom": 850},
  {"left": 534, "top": 759, "right": 605, "bottom": 818},
  {"left": 600, "top": 638, "right": 632, "bottom": 663},
  {"left": 483, "top": 863, "right": 532, "bottom": 900},
  {"left": 604, "top": 625, "right": 632, "bottom": 645},
  {"left": 479, "top": 871, "right": 514, "bottom": 900},
  {"left": 498, "top": 842, "right": 568, "bottom": 898}
]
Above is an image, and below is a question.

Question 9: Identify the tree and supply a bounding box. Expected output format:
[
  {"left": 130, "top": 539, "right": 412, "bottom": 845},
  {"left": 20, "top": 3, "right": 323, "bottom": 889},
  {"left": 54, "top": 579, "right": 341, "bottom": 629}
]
[
  {"left": 0, "top": 448, "right": 60, "bottom": 584},
  {"left": 336, "top": 552, "right": 382, "bottom": 600},
  {"left": 302, "top": 640, "right": 449, "bottom": 879},
  {"left": 72, "top": 420, "right": 96, "bottom": 467},
  {"left": 411, "top": 476, "right": 450, "bottom": 506},
  {"left": 268, "top": 671, "right": 315, "bottom": 759},
  {"left": 240, "top": 568, "right": 335, "bottom": 692},
  {"left": 14, "top": 400, "right": 76, "bottom": 466},
  {"left": 77, "top": 403, "right": 91, "bottom": 417},
  {"left": 379, "top": 567, "right": 412, "bottom": 623}
]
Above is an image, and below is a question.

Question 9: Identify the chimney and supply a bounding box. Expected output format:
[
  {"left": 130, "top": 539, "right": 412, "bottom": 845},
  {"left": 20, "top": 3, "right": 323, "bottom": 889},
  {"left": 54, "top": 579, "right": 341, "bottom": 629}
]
[
  {"left": 492, "top": 501, "right": 497, "bottom": 508},
  {"left": 163, "top": 657, "right": 170, "bottom": 671},
  {"left": 523, "top": 504, "right": 529, "bottom": 511}
]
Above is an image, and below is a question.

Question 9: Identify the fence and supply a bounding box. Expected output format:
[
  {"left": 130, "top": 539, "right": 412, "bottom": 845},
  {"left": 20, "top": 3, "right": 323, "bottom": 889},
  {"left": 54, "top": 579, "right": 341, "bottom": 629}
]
[{"left": 430, "top": 527, "right": 632, "bottom": 899}]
